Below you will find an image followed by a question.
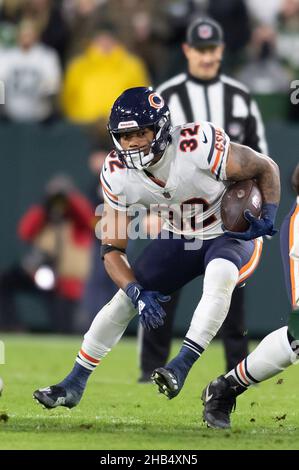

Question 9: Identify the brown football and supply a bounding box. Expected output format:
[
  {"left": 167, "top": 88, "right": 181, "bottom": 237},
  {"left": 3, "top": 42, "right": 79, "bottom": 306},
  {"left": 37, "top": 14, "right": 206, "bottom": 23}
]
[{"left": 221, "top": 180, "right": 262, "bottom": 232}]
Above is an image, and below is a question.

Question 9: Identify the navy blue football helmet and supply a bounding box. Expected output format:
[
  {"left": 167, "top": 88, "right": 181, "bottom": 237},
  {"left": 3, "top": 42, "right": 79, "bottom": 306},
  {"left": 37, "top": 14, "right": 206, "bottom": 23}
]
[{"left": 108, "top": 87, "right": 171, "bottom": 169}]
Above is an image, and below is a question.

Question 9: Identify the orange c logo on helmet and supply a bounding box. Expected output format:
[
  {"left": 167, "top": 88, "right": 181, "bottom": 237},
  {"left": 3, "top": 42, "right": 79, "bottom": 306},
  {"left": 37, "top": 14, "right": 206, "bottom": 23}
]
[{"left": 148, "top": 92, "right": 164, "bottom": 109}]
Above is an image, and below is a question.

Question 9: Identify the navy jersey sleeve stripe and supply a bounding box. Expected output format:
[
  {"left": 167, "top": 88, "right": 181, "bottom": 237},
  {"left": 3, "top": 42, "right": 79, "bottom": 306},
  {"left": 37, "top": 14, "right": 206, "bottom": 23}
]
[
  {"left": 101, "top": 170, "right": 112, "bottom": 191},
  {"left": 102, "top": 186, "right": 129, "bottom": 209}
]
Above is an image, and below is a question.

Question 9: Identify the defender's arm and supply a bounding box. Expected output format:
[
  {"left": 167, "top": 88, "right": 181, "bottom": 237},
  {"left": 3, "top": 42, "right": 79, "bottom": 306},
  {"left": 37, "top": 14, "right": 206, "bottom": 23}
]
[{"left": 292, "top": 163, "right": 299, "bottom": 196}]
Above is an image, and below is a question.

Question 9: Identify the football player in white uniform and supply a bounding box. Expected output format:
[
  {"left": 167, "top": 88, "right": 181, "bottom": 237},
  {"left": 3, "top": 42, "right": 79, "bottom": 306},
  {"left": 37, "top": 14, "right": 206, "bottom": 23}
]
[
  {"left": 201, "top": 163, "right": 299, "bottom": 429},
  {"left": 34, "top": 87, "right": 280, "bottom": 410}
]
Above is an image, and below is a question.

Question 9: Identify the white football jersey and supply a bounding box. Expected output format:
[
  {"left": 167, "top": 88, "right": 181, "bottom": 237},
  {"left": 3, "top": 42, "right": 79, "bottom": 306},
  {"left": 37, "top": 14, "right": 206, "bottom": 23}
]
[{"left": 100, "top": 121, "right": 231, "bottom": 239}]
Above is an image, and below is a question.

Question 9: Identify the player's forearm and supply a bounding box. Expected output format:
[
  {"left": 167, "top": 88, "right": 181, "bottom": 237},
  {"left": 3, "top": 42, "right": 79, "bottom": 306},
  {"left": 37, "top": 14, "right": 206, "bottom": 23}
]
[
  {"left": 250, "top": 154, "right": 280, "bottom": 206},
  {"left": 227, "top": 143, "right": 281, "bottom": 205},
  {"left": 253, "top": 156, "right": 280, "bottom": 205},
  {"left": 103, "top": 251, "right": 137, "bottom": 290}
]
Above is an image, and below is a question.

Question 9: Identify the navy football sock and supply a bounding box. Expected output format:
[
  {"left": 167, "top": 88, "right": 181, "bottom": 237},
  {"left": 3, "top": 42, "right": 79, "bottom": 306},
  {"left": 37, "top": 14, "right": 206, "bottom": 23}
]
[
  {"left": 58, "top": 362, "right": 92, "bottom": 395},
  {"left": 167, "top": 340, "right": 203, "bottom": 385}
]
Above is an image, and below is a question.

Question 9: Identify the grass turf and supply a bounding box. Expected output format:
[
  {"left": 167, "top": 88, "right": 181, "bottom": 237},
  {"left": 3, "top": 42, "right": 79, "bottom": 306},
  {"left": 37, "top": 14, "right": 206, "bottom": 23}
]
[{"left": 0, "top": 334, "right": 298, "bottom": 450}]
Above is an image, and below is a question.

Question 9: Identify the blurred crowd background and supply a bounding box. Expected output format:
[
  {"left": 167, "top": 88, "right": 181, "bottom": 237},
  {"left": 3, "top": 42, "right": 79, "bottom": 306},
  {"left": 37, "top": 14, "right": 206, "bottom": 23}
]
[
  {"left": 0, "top": 0, "right": 298, "bottom": 122},
  {"left": 0, "top": 0, "right": 298, "bottom": 336}
]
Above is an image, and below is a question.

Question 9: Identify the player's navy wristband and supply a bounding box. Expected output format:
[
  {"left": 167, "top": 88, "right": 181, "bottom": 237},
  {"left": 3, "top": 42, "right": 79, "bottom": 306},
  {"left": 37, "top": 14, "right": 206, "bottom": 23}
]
[
  {"left": 125, "top": 282, "right": 143, "bottom": 306},
  {"left": 261, "top": 203, "right": 278, "bottom": 224}
]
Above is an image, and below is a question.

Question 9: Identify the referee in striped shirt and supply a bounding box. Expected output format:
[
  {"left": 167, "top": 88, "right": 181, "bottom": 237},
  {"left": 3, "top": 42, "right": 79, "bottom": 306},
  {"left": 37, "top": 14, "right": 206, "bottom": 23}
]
[{"left": 138, "top": 17, "right": 268, "bottom": 382}]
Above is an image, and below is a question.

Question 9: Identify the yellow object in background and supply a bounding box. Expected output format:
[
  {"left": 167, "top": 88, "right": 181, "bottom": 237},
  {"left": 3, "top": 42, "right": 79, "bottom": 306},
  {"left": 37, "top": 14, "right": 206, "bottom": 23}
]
[{"left": 61, "top": 45, "right": 149, "bottom": 124}]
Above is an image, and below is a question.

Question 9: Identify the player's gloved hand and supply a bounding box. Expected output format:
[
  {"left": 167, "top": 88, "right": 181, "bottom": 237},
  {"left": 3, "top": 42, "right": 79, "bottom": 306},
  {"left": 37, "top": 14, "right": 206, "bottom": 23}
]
[
  {"left": 125, "top": 282, "right": 171, "bottom": 330},
  {"left": 224, "top": 203, "right": 278, "bottom": 241}
]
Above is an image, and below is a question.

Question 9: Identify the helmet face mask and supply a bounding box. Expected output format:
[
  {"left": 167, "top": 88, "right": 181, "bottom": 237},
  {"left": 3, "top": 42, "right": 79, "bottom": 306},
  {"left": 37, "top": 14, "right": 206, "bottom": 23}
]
[
  {"left": 108, "top": 87, "right": 171, "bottom": 170},
  {"left": 110, "top": 125, "right": 155, "bottom": 170}
]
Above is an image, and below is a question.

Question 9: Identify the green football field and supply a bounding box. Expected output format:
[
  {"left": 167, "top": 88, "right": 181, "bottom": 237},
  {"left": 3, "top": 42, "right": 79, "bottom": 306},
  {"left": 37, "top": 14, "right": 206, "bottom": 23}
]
[{"left": 0, "top": 334, "right": 298, "bottom": 450}]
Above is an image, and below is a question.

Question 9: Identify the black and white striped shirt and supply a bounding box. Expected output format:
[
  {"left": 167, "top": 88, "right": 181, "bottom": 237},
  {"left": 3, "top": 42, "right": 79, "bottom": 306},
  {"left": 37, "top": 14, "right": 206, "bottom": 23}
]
[{"left": 157, "top": 72, "right": 268, "bottom": 154}]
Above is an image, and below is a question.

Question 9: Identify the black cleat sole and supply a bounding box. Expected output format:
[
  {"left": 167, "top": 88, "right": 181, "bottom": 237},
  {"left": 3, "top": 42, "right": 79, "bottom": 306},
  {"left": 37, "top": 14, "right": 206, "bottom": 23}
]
[{"left": 151, "top": 368, "right": 180, "bottom": 399}]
